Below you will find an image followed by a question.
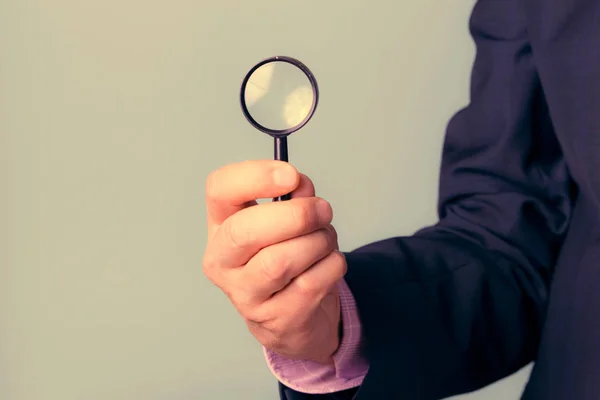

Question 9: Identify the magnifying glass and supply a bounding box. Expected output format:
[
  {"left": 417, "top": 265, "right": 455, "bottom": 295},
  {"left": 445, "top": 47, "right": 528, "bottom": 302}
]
[{"left": 240, "top": 56, "right": 319, "bottom": 201}]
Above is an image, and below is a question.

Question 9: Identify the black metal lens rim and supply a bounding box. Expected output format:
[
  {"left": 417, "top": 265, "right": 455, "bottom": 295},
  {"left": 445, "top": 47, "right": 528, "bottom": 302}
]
[{"left": 240, "top": 55, "right": 319, "bottom": 138}]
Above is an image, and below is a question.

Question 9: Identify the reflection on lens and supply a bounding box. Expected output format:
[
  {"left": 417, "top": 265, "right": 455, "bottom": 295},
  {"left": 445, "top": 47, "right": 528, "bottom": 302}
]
[
  {"left": 283, "top": 85, "right": 313, "bottom": 128},
  {"left": 243, "top": 62, "right": 274, "bottom": 108}
]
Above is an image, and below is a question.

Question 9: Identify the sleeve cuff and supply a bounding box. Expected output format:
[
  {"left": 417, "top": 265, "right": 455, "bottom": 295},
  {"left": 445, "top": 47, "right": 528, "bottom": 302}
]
[{"left": 263, "top": 278, "right": 369, "bottom": 394}]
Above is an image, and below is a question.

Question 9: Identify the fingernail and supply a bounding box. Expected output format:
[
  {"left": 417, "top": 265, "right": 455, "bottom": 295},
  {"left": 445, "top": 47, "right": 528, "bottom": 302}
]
[
  {"left": 273, "top": 164, "right": 296, "bottom": 187},
  {"left": 317, "top": 198, "right": 333, "bottom": 222}
]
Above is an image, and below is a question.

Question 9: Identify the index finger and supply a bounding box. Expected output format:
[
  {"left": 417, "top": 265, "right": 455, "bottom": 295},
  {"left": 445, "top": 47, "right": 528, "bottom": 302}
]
[{"left": 205, "top": 160, "right": 300, "bottom": 228}]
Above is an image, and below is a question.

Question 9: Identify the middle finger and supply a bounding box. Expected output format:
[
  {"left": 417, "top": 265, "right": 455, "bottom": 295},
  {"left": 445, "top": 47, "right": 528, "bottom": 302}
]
[{"left": 210, "top": 196, "right": 333, "bottom": 269}]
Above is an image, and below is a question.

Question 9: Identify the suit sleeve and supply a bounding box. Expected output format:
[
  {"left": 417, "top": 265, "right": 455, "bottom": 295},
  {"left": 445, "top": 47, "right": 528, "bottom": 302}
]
[{"left": 339, "top": 0, "right": 575, "bottom": 399}]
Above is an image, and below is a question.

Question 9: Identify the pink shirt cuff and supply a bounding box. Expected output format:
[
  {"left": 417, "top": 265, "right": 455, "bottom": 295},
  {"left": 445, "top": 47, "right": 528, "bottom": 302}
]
[{"left": 263, "top": 278, "right": 369, "bottom": 394}]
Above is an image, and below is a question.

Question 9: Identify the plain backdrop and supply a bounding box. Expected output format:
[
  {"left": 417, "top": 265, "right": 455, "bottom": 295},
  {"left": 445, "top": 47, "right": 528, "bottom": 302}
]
[{"left": 1, "top": 0, "right": 532, "bottom": 399}]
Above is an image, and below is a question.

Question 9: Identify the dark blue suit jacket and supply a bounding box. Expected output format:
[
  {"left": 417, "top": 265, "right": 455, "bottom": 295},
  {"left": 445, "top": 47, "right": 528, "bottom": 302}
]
[{"left": 280, "top": 0, "right": 600, "bottom": 398}]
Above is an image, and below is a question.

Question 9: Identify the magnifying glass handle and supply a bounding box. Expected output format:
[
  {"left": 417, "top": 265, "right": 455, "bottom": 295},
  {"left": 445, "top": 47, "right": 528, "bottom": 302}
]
[{"left": 273, "top": 137, "right": 292, "bottom": 202}]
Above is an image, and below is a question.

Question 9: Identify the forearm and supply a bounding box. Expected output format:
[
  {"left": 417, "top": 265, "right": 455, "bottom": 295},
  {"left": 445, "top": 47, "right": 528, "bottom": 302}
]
[{"left": 343, "top": 226, "right": 549, "bottom": 399}]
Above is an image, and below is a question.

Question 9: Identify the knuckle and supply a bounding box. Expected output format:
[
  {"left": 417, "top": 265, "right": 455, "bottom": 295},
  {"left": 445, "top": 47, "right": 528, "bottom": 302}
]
[
  {"left": 259, "top": 251, "right": 287, "bottom": 284},
  {"left": 295, "top": 275, "right": 320, "bottom": 296},
  {"left": 324, "top": 226, "right": 338, "bottom": 250},
  {"left": 205, "top": 170, "right": 220, "bottom": 200},
  {"left": 259, "top": 318, "right": 282, "bottom": 335},
  {"left": 231, "top": 292, "right": 264, "bottom": 320},
  {"left": 246, "top": 309, "right": 278, "bottom": 333},
  {"left": 330, "top": 224, "right": 339, "bottom": 242},
  {"left": 201, "top": 253, "right": 218, "bottom": 279},
  {"left": 330, "top": 250, "right": 348, "bottom": 276},
  {"left": 222, "top": 220, "right": 246, "bottom": 249},
  {"left": 231, "top": 295, "right": 251, "bottom": 317},
  {"left": 292, "top": 201, "right": 319, "bottom": 231}
]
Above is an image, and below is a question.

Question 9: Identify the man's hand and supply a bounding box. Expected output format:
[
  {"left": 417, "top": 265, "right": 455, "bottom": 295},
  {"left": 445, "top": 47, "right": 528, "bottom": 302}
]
[{"left": 202, "top": 160, "right": 346, "bottom": 364}]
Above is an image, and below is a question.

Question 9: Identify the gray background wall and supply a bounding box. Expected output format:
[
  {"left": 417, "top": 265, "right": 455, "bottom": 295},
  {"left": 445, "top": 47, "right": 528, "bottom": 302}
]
[{"left": 1, "top": 0, "right": 532, "bottom": 398}]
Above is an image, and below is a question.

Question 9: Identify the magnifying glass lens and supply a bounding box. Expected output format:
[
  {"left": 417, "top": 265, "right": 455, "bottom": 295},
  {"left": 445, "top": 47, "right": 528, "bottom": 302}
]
[{"left": 244, "top": 61, "right": 314, "bottom": 131}]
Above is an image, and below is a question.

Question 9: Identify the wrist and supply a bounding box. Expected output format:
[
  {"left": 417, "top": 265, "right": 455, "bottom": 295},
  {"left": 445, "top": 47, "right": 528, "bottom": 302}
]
[{"left": 262, "top": 278, "right": 369, "bottom": 394}]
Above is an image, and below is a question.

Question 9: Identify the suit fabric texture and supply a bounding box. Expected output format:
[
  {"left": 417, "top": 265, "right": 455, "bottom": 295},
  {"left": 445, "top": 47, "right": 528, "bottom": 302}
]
[{"left": 280, "top": 0, "right": 600, "bottom": 398}]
